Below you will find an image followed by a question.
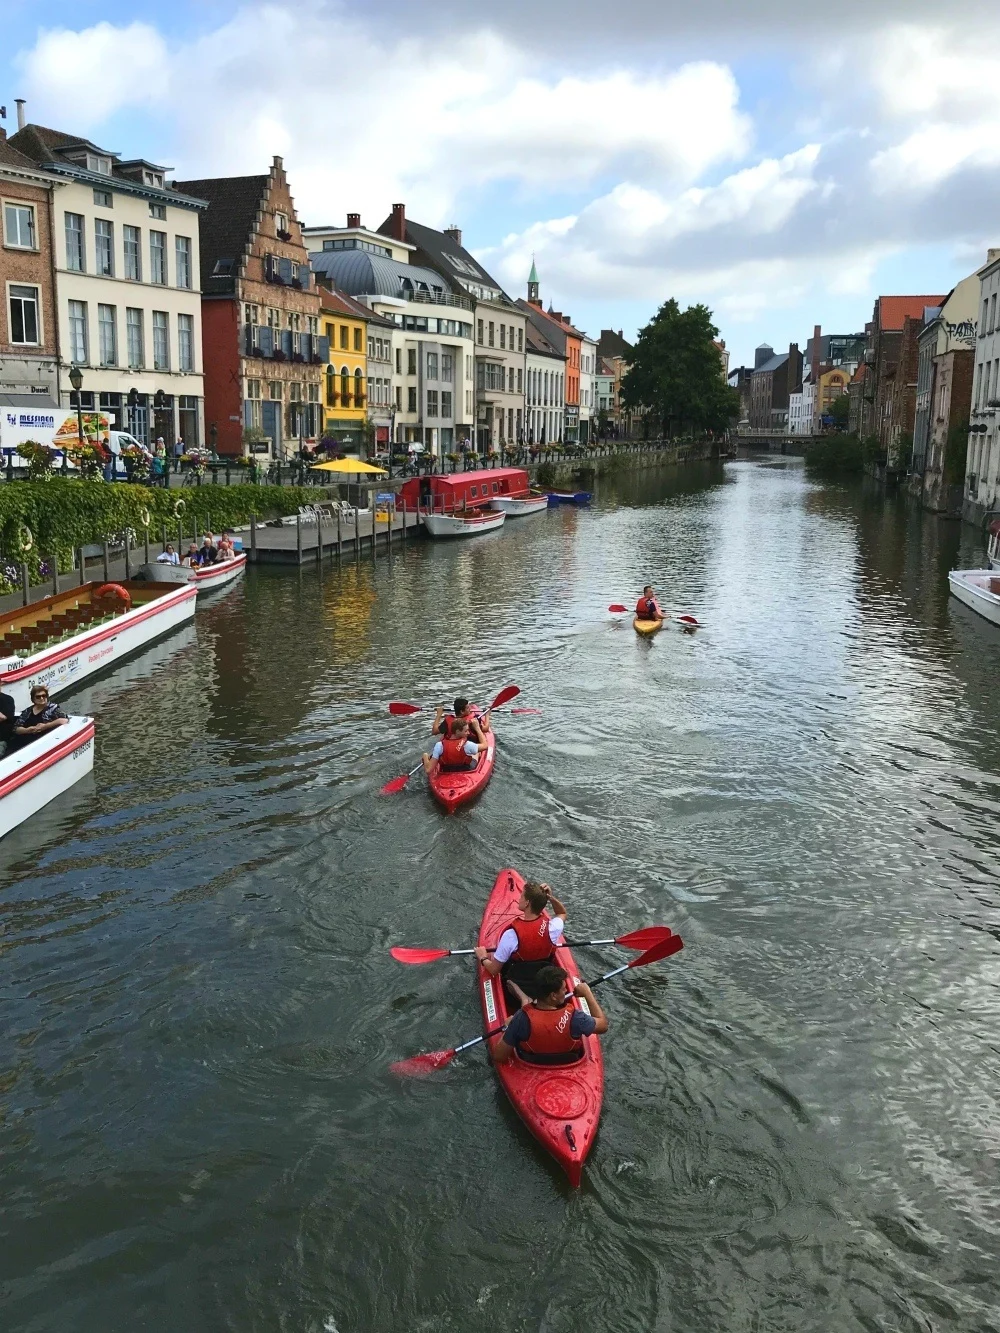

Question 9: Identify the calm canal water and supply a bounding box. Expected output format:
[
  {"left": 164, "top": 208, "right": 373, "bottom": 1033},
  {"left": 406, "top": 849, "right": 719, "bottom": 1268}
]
[{"left": 2, "top": 458, "right": 1000, "bottom": 1332}]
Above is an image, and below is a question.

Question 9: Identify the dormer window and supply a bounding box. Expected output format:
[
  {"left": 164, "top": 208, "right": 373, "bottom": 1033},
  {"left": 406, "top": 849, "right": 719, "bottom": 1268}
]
[
  {"left": 143, "top": 170, "right": 163, "bottom": 187},
  {"left": 87, "top": 153, "right": 112, "bottom": 176}
]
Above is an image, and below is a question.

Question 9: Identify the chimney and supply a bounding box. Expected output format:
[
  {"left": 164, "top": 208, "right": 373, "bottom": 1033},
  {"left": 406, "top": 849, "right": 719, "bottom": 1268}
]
[
  {"left": 15, "top": 98, "right": 26, "bottom": 130},
  {"left": 811, "top": 324, "right": 821, "bottom": 384},
  {"left": 444, "top": 225, "right": 462, "bottom": 246},
  {"left": 391, "top": 202, "right": 406, "bottom": 242},
  {"left": 754, "top": 343, "right": 773, "bottom": 369},
  {"left": 347, "top": 212, "right": 360, "bottom": 229}
]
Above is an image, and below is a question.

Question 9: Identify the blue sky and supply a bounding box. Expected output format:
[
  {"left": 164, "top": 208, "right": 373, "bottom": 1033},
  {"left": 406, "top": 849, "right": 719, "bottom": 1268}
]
[{"left": 5, "top": 0, "right": 1000, "bottom": 365}]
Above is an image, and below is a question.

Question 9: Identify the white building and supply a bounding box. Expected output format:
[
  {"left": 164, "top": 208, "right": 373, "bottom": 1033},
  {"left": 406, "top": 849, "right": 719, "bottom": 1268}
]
[
  {"left": 579, "top": 334, "right": 597, "bottom": 443},
  {"left": 525, "top": 321, "right": 564, "bottom": 445},
  {"left": 788, "top": 381, "right": 816, "bottom": 435},
  {"left": 966, "top": 248, "right": 1000, "bottom": 524},
  {"left": 10, "top": 117, "right": 206, "bottom": 447}
]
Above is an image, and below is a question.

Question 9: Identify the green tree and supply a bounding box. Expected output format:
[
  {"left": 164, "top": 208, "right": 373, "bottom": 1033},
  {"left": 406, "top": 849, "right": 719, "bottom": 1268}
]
[
  {"left": 620, "top": 299, "right": 739, "bottom": 437},
  {"left": 829, "top": 393, "right": 850, "bottom": 431}
]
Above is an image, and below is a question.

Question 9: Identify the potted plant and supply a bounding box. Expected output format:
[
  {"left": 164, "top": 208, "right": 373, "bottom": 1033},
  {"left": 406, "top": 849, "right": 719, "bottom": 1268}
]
[{"left": 18, "top": 439, "right": 58, "bottom": 481}]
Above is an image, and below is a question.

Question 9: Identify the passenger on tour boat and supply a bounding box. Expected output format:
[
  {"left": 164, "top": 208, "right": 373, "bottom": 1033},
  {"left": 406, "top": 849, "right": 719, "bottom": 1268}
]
[
  {"left": 200, "top": 533, "right": 218, "bottom": 565},
  {"left": 635, "top": 585, "right": 664, "bottom": 621},
  {"left": 0, "top": 689, "right": 16, "bottom": 758},
  {"left": 475, "top": 881, "right": 568, "bottom": 1007},
  {"left": 432, "top": 697, "right": 488, "bottom": 742},
  {"left": 156, "top": 544, "right": 180, "bottom": 566},
  {"left": 182, "top": 544, "right": 201, "bottom": 568},
  {"left": 215, "top": 534, "right": 235, "bottom": 561},
  {"left": 491, "top": 964, "right": 608, "bottom": 1066},
  {"left": 421, "top": 720, "right": 488, "bottom": 777},
  {"left": 11, "top": 686, "right": 69, "bottom": 751}
]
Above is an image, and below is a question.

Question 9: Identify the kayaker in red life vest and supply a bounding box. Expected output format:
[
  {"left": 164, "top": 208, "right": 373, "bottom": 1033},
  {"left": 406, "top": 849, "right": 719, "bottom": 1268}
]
[
  {"left": 422, "top": 720, "right": 488, "bottom": 776},
  {"left": 475, "top": 881, "right": 567, "bottom": 1007},
  {"left": 492, "top": 964, "right": 608, "bottom": 1066},
  {"left": 635, "top": 585, "right": 664, "bottom": 621},
  {"left": 432, "top": 697, "right": 489, "bottom": 741}
]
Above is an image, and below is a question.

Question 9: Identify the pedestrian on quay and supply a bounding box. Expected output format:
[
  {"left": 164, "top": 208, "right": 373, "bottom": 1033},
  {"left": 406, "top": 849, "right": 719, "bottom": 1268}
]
[{"left": 173, "top": 437, "right": 185, "bottom": 472}]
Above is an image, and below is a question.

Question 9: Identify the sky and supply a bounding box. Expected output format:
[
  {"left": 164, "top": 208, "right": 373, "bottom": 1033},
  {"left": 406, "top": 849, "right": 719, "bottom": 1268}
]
[{"left": 4, "top": 0, "right": 1000, "bottom": 366}]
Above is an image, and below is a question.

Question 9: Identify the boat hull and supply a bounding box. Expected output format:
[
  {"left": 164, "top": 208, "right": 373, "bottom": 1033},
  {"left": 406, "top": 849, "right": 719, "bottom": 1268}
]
[
  {"left": 488, "top": 494, "right": 549, "bottom": 517},
  {"left": 546, "top": 491, "right": 592, "bottom": 507},
  {"left": 138, "top": 552, "right": 247, "bottom": 595},
  {"left": 427, "top": 726, "right": 496, "bottom": 812},
  {"left": 0, "top": 582, "right": 197, "bottom": 711},
  {"left": 949, "top": 569, "right": 1000, "bottom": 627},
  {"left": 0, "top": 715, "right": 95, "bottom": 838},
  {"left": 633, "top": 616, "right": 664, "bottom": 637},
  {"left": 478, "top": 867, "right": 603, "bottom": 1187},
  {"left": 421, "top": 511, "right": 506, "bottom": 538}
]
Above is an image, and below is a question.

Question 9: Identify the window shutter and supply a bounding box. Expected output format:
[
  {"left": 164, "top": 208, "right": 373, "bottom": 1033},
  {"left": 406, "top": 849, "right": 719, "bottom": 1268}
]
[
  {"left": 259, "top": 326, "right": 274, "bottom": 357},
  {"left": 317, "top": 335, "right": 330, "bottom": 362},
  {"left": 298, "top": 264, "right": 311, "bottom": 289},
  {"left": 281, "top": 330, "right": 293, "bottom": 357},
  {"left": 279, "top": 257, "right": 293, "bottom": 285}
]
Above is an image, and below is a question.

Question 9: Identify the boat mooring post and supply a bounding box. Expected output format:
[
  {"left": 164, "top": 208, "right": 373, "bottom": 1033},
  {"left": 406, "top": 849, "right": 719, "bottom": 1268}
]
[
  {"left": 78, "top": 548, "right": 85, "bottom": 587},
  {"left": 250, "top": 513, "right": 257, "bottom": 563},
  {"left": 336, "top": 507, "right": 342, "bottom": 561},
  {"left": 102, "top": 541, "right": 110, "bottom": 582},
  {"left": 20, "top": 563, "right": 29, "bottom": 607},
  {"left": 370, "top": 488, "right": 376, "bottom": 557},
  {"left": 316, "top": 510, "right": 322, "bottom": 564},
  {"left": 296, "top": 512, "right": 303, "bottom": 564},
  {"left": 51, "top": 556, "right": 59, "bottom": 597},
  {"left": 354, "top": 507, "right": 360, "bottom": 559},
  {"left": 144, "top": 528, "right": 150, "bottom": 564},
  {"left": 124, "top": 529, "right": 131, "bottom": 580}
]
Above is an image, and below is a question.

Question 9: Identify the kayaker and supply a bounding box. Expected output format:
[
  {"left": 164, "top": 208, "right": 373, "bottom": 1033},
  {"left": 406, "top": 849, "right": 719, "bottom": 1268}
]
[
  {"left": 422, "top": 720, "right": 488, "bottom": 776},
  {"left": 475, "top": 881, "right": 567, "bottom": 1006},
  {"left": 491, "top": 964, "right": 608, "bottom": 1066},
  {"left": 432, "top": 697, "right": 488, "bottom": 741},
  {"left": 635, "top": 585, "right": 664, "bottom": 621}
]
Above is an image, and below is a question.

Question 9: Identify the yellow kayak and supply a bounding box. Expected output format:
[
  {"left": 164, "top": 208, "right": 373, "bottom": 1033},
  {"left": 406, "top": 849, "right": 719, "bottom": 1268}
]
[{"left": 633, "top": 616, "right": 664, "bottom": 637}]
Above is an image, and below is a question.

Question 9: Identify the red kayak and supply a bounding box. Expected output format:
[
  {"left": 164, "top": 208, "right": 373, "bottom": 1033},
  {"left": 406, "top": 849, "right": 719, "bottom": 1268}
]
[
  {"left": 428, "top": 722, "right": 496, "bottom": 813},
  {"left": 478, "top": 868, "right": 604, "bottom": 1186}
]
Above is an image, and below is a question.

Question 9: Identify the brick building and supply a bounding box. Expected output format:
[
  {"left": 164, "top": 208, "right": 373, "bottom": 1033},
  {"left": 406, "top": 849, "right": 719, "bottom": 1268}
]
[
  {"left": 0, "top": 131, "right": 60, "bottom": 402},
  {"left": 175, "top": 157, "right": 323, "bottom": 459},
  {"left": 860, "top": 295, "right": 946, "bottom": 452},
  {"left": 748, "top": 343, "right": 802, "bottom": 429}
]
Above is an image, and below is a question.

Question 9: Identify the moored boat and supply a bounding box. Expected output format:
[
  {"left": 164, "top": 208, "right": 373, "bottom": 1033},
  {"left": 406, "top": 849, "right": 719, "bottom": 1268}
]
[
  {"left": 478, "top": 867, "right": 603, "bottom": 1187},
  {"left": 488, "top": 492, "right": 549, "bottom": 517},
  {"left": 0, "top": 580, "right": 197, "bottom": 711},
  {"left": 421, "top": 510, "right": 506, "bottom": 539},
  {"left": 428, "top": 724, "right": 496, "bottom": 811},
  {"left": 546, "top": 490, "right": 592, "bottom": 507},
  {"left": 948, "top": 569, "right": 1000, "bottom": 627},
  {"left": 633, "top": 616, "right": 664, "bottom": 637},
  {"left": 137, "top": 551, "right": 247, "bottom": 595},
  {"left": 0, "top": 714, "right": 95, "bottom": 838}
]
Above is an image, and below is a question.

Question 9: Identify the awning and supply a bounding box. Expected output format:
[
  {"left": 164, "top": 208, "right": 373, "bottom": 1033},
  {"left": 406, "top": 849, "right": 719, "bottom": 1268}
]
[
  {"left": 0, "top": 392, "right": 58, "bottom": 408},
  {"left": 310, "top": 458, "right": 388, "bottom": 475}
]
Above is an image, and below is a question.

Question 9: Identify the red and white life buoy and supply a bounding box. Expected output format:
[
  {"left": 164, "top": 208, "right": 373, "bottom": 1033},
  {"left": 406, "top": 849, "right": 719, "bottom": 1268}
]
[{"left": 93, "top": 582, "right": 132, "bottom": 610}]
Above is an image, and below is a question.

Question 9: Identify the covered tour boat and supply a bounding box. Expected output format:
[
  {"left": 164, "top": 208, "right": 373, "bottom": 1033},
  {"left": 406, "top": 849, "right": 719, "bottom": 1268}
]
[
  {"left": 0, "top": 580, "right": 197, "bottom": 711},
  {"left": 478, "top": 867, "right": 603, "bottom": 1187},
  {"left": 428, "top": 723, "right": 497, "bottom": 812},
  {"left": 0, "top": 714, "right": 95, "bottom": 838},
  {"left": 138, "top": 551, "right": 247, "bottom": 595},
  {"left": 948, "top": 569, "right": 1000, "bottom": 628},
  {"left": 399, "top": 467, "right": 531, "bottom": 537}
]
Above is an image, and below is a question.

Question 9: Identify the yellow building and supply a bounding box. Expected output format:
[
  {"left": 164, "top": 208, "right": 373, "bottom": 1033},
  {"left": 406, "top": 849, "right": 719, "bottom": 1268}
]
[
  {"left": 318, "top": 285, "right": 369, "bottom": 449},
  {"left": 817, "top": 366, "right": 850, "bottom": 423}
]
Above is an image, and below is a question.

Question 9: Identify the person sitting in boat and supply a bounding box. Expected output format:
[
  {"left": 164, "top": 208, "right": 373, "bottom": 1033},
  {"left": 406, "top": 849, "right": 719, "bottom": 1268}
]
[
  {"left": 635, "top": 585, "right": 664, "bottom": 621},
  {"left": 474, "top": 881, "right": 567, "bottom": 1008},
  {"left": 422, "top": 720, "right": 488, "bottom": 777},
  {"left": 182, "top": 543, "right": 202, "bottom": 568},
  {"left": 0, "top": 689, "right": 16, "bottom": 758},
  {"left": 200, "top": 533, "right": 218, "bottom": 565},
  {"left": 432, "top": 697, "right": 488, "bottom": 742},
  {"left": 491, "top": 964, "right": 608, "bottom": 1067},
  {"left": 10, "top": 686, "right": 69, "bottom": 751},
  {"left": 215, "top": 534, "right": 235, "bottom": 562},
  {"left": 156, "top": 544, "right": 180, "bottom": 566}
]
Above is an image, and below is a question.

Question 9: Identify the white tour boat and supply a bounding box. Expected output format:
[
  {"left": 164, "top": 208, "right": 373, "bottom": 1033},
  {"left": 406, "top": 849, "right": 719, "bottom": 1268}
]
[
  {"left": 421, "top": 510, "right": 506, "bottom": 539},
  {"left": 0, "top": 715, "right": 95, "bottom": 838},
  {"left": 487, "top": 492, "right": 549, "bottom": 518},
  {"left": 948, "top": 569, "right": 1000, "bottom": 628},
  {"left": 0, "top": 580, "right": 197, "bottom": 712},
  {"left": 138, "top": 551, "right": 247, "bottom": 595}
]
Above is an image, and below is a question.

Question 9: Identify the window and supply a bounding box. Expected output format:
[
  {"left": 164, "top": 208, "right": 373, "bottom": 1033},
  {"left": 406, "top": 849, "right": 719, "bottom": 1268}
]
[
  {"left": 500, "top": 324, "right": 506, "bottom": 349},
  {"left": 442, "top": 352, "right": 453, "bottom": 382},
  {"left": 396, "top": 347, "right": 402, "bottom": 373},
  {"left": 178, "top": 313, "right": 194, "bottom": 371},
  {"left": 65, "top": 212, "right": 85, "bottom": 271},
  {"left": 268, "top": 381, "right": 283, "bottom": 400},
  {"left": 983, "top": 300, "right": 990, "bottom": 336},
  {"left": 355, "top": 367, "right": 364, "bottom": 405},
  {"left": 488, "top": 321, "right": 494, "bottom": 347},
  {"left": 178, "top": 395, "right": 199, "bottom": 447},
  {"left": 517, "top": 368, "right": 523, "bottom": 393},
  {"left": 466, "top": 355, "right": 472, "bottom": 380},
  {"left": 407, "top": 387, "right": 417, "bottom": 412},
  {"left": 152, "top": 310, "right": 169, "bottom": 369},
  {"left": 367, "top": 376, "right": 375, "bottom": 404},
  {"left": 244, "top": 302, "right": 259, "bottom": 326},
  {"left": 426, "top": 352, "right": 438, "bottom": 379},
  {"left": 175, "top": 236, "right": 192, "bottom": 289},
  {"left": 991, "top": 293, "right": 998, "bottom": 334},
  {"left": 288, "top": 312, "right": 301, "bottom": 333},
  {"left": 326, "top": 367, "right": 336, "bottom": 406},
  {"left": 517, "top": 329, "right": 524, "bottom": 353},
  {"left": 275, "top": 211, "right": 288, "bottom": 235},
  {"left": 442, "top": 390, "right": 452, "bottom": 417},
  {"left": 395, "top": 386, "right": 402, "bottom": 410},
  {"left": 509, "top": 367, "right": 515, "bottom": 393},
  {"left": 267, "top": 307, "right": 280, "bottom": 329},
  {"left": 340, "top": 324, "right": 349, "bottom": 349},
  {"left": 8, "top": 284, "right": 40, "bottom": 344},
  {"left": 469, "top": 485, "right": 478, "bottom": 498},
  {"left": 87, "top": 154, "right": 112, "bottom": 176},
  {"left": 126, "top": 307, "right": 144, "bottom": 368},
  {"left": 93, "top": 188, "right": 113, "bottom": 208},
  {"left": 427, "top": 390, "right": 439, "bottom": 417},
  {"left": 149, "top": 202, "right": 166, "bottom": 220},
  {"left": 4, "top": 202, "right": 36, "bottom": 248},
  {"left": 477, "top": 319, "right": 484, "bottom": 345},
  {"left": 150, "top": 230, "right": 167, "bottom": 284},
  {"left": 308, "top": 382, "right": 321, "bottom": 403},
  {"left": 120, "top": 223, "right": 141, "bottom": 280},
  {"left": 68, "top": 300, "right": 88, "bottom": 362},
  {"left": 247, "top": 378, "right": 261, "bottom": 400},
  {"left": 353, "top": 326, "right": 362, "bottom": 352},
  {"left": 407, "top": 348, "right": 417, "bottom": 375},
  {"left": 289, "top": 382, "right": 302, "bottom": 402},
  {"left": 367, "top": 335, "right": 375, "bottom": 357},
  {"left": 97, "top": 304, "right": 117, "bottom": 366}
]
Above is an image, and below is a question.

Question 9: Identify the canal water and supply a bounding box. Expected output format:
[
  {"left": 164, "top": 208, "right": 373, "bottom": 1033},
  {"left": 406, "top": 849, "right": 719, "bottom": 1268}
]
[{"left": 2, "top": 459, "right": 999, "bottom": 1332}]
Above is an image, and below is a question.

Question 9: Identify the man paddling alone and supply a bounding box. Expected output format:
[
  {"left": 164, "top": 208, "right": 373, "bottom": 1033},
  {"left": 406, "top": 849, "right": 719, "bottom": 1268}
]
[
  {"left": 635, "top": 585, "right": 665, "bottom": 622},
  {"left": 492, "top": 964, "right": 608, "bottom": 1066},
  {"left": 475, "top": 881, "right": 567, "bottom": 1008}
]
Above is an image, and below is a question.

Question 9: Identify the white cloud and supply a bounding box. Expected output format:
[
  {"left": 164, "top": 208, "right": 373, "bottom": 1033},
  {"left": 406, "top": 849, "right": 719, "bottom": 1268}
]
[{"left": 18, "top": 21, "right": 168, "bottom": 126}]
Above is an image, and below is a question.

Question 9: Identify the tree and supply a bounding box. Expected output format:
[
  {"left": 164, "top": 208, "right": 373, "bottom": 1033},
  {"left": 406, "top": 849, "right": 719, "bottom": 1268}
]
[
  {"left": 621, "top": 299, "right": 740, "bottom": 437},
  {"left": 829, "top": 393, "right": 850, "bottom": 431}
]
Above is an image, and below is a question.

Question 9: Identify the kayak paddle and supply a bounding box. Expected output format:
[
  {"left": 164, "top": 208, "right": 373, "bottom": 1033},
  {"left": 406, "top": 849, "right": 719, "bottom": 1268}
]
[
  {"left": 390, "top": 925, "right": 672, "bottom": 965},
  {"left": 511, "top": 708, "right": 542, "bottom": 715},
  {"left": 388, "top": 684, "right": 521, "bottom": 717},
  {"left": 608, "top": 604, "right": 629, "bottom": 614},
  {"left": 390, "top": 934, "right": 683, "bottom": 1076},
  {"left": 609, "top": 602, "right": 700, "bottom": 628},
  {"left": 379, "top": 762, "right": 423, "bottom": 796}
]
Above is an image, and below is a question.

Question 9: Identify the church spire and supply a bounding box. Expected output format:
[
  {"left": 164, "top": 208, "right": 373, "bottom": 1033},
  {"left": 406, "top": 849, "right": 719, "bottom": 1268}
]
[{"left": 527, "top": 255, "right": 539, "bottom": 303}]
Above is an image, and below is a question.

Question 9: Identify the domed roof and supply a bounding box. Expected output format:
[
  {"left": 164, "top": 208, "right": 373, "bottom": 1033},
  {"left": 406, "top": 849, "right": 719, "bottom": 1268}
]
[{"left": 309, "top": 248, "right": 453, "bottom": 301}]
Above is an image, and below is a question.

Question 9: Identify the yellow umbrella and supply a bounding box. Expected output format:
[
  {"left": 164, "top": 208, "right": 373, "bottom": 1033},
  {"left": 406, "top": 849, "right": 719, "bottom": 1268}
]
[{"left": 310, "top": 458, "right": 388, "bottom": 476}]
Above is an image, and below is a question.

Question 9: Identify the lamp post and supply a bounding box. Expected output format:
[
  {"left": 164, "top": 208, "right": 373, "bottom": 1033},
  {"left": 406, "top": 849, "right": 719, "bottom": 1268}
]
[{"left": 67, "top": 365, "right": 84, "bottom": 474}]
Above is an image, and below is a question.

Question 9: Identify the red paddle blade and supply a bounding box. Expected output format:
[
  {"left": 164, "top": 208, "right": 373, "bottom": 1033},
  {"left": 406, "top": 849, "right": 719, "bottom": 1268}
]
[
  {"left": 379, "top": 773, "right": 412, "bottom": 795},
  {"left": 616, "top": 926, "right": 673, "bottom": 950},
  {"left": 511, "top": 707, "right": 542, "bottom": 715},
  {"left": 388, "top": 702, "right": 422, "bottom": 715},
  {"left": 629, "top": 935, "right": 684, "bottom": 968},
  {"left": 608, "top": 603, "right": 628, "bottom": 613},
  {"left": 677, "top": 615, "right": 700, "bottom": 627},
  {"left": 390, "top": 946, "right": 450, "bottom": 964},
  {"left": 390, "top": 1049, "right": 456, "bottom": 1077},
  {"left": 489, "top": 684, "right": 520, "bottom": 710}
]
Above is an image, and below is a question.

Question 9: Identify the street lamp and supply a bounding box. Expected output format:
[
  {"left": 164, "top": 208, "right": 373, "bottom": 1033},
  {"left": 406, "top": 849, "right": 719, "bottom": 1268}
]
[{"left": 67, "top": 365, "right": 84, "bottom": 474}]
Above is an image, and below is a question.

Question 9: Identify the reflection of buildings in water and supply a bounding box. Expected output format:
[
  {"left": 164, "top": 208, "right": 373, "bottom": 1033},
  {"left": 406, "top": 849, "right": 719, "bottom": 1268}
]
[{"left": 322, "top": 564, "right": 377, "bottom": 662}]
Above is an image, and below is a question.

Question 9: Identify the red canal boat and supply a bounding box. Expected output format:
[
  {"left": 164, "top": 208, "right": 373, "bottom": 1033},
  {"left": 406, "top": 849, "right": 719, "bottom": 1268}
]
[
  {"left": 478, "top": 867, "right": 604, "bottom": 1186},
  {"left": 398, "top": 467, "right": 531, "bottom": 516}
]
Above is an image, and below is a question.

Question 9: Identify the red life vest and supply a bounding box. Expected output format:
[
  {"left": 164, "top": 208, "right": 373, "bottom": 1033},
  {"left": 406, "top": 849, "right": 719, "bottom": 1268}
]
[
  {"left": 636, "top": 597, "right": 658, "bottom": 618},
  {"left": 440, "top": 714, "right": 458, "bottom": 737},
  {"left": 440, "top": 735, "right": 475, "bottom": 770},
  {"left": 509, "top": 915, "right": 555, "bottom": 963},
  {"left": 520, "top": 1002, "right": 582, "bottom": 1057}
]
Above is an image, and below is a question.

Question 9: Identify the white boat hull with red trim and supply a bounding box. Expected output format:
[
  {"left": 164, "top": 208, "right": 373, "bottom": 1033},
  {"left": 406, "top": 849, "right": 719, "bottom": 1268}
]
[
  {"left": 487, "top": 493, "right": 549, "bottom": 517},
  {"left": 949, "top": 569, "right": 1000, "bottom": 627},
  {"left": 138, "top": 552, "right": 247, "bottom": 594},
  {"left": 0, "top": 715, "right": 95, "bottom": 839},
  {"left": 421, "top": 510, "right": 506, "bottom": 538},
  {"left": 0, "top": 583, "right": 197, "bottom": 712}
]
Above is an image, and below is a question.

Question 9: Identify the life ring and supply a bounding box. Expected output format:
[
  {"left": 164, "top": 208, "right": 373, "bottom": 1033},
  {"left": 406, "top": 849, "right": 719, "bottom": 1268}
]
[
  {"left": 16, "top": 523, "right": 33, "bottom": 554},
  {"left": 94, "top": 582, "right": 132, "bottom": 610},
  {"left": 138, "top": 505, "right": 151, "bottom": 528},
  {"left": 173, "top": 498, "right": 186, "bottom": 518}
]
